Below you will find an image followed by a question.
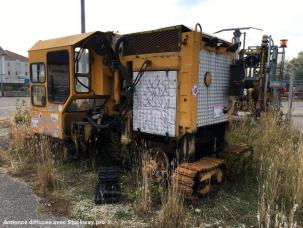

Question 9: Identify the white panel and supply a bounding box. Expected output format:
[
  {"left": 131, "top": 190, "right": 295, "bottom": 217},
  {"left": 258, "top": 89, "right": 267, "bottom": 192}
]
[
  {"left": 197, "top": 50, "right": 231, "bottom": 127},
  {"left": 133, "top": 71, "right": 177, "bottom": 136}
]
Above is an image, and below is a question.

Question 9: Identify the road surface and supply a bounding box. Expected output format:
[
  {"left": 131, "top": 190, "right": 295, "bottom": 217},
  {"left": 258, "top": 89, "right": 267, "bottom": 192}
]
[
  {"left": 282, "top": 100, "right": 303, "bottom": 129},
  {"left": 0, "top": 97, "right": 29, "bottom": 118}
]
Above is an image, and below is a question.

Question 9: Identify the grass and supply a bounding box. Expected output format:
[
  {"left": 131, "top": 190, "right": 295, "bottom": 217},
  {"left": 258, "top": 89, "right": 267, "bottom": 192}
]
[
  {"left": 2, "top": 100, "right": 303, "bottom": 227},
  {"left": 133, "top": 151, "right": 153, "bottom": 216},
  {"left": 189, "top": 181, "right": 258, "bottom": 226},
  {"left": 1, "top": 102, "right": 147, "bottom": 225},
  {"left": 36, "top": 138, "right": 59, "bottom": 194},
  {"left": 156, "top": 186, "right": 187, "bottom": 228},
  {"left": 227, "top": 112, "right": 303, "bottom": 227},
  {"left": 3, "top": 100, "right": 69, "bottom": 215}
]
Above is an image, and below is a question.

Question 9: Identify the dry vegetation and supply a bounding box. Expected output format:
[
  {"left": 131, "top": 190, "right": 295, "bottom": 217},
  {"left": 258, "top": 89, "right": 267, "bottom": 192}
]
[
  {"left": 227, "top": 112, "right": 303, "bottom": 227},
  {"left": 2, "top": 100, "right": 70, "bottom": 216},
  {"left": 1, "top": 100, "right": 302, "bottom": 227},
  {"left": 121, "top": 147, "right": 189, "bottom": 227},
  {"left": 134, "top": 151, "right": 153, "bottom": 216},
  {"left": 157, "top": 186, "right": 187, "bottom": 228}
]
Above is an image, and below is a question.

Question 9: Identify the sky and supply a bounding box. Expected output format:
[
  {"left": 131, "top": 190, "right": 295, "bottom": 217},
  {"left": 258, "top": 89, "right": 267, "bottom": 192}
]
[{"left": 0, "top": 0, "right": 301, "bottom": 60}]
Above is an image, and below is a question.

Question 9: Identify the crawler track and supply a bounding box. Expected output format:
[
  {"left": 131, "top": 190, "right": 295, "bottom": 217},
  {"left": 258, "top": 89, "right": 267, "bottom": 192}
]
[{"left": 172, "top": 157, "right": 225, "bottom": 197}]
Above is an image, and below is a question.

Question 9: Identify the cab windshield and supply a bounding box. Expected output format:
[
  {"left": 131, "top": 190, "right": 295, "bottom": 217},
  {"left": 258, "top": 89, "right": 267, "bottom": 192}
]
[{"left": 67, "top": 97, "right": 108, "bottom": 112}]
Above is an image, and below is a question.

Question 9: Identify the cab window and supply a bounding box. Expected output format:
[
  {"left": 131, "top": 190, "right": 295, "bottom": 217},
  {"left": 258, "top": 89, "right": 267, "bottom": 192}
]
[
  {"left": 74, "top": 47, "right": 90, "bottom": 93},
  {"left": 30, "top": 62, "right": 46, "bottom": 107},
  {"left": 47, "top": 50, "right": 70, "bottom": 103},
  {"left": 31, "top": 86, "right": 46, "bottom": 107},
  {"left": 30, "top": 63, "right": 45, "bottom": 83}
]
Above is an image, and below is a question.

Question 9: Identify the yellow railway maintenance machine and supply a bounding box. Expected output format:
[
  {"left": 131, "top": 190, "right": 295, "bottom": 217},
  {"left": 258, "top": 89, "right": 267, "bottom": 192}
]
[{"left": 29, "top": 25, "right": 237, "bottom": 196}]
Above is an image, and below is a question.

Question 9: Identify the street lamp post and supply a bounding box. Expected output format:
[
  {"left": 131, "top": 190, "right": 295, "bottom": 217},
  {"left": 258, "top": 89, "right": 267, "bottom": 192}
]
[
  {"left": 81, "top": 0, "right": 85, "bottom": 33},
  {"left": 0, "top": 47, "right": 6, "bottom": 97},
  {"left": 287, "top": 62, "right": 297, "bottom": 119},
  {"left": 288, "top": 70, "right": 294, "bottom": 119}
]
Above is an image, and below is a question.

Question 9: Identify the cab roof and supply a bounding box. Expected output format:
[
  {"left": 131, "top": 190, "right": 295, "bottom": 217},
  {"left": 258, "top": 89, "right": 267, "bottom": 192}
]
[
  {"left": 29, "top": 31, "right": 97, "bottom": 51},
  {"left": 29, "top": 25, "right": 232, "bottom": 52}
]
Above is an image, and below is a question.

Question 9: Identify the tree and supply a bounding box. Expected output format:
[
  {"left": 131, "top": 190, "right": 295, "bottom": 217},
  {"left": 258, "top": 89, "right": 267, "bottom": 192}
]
[{"left": 286, "top": 52, "right": 303, "bottom": 79}]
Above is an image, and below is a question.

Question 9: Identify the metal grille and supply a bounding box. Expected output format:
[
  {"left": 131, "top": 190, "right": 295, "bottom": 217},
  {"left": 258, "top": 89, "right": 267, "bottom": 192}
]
[
  {"left": 123, "top": 28, "right": 181, "bottom": 55},
  {"left": 133, "top": 71, "right": 177, "bottom": 136},
  {"left": 197, "top": 50, "right": 231, "bottom": 127}
]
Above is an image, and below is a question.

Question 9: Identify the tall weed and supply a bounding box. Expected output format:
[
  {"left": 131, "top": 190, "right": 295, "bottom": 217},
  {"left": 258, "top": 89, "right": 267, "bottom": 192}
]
[{"left": 227, "top": 112, "right": 303, "bottom": 226}]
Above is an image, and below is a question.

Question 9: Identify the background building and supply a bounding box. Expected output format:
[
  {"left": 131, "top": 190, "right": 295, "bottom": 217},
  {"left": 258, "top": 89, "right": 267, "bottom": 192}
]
[
  {"left": 3, "top": 50, "right": 29, "bottom": 83},
  {"left": 0, "top": 47, "right": 29, "bottom": 96}
]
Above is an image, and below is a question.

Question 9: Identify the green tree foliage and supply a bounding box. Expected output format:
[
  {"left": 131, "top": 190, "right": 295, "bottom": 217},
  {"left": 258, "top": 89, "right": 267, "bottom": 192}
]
[{"left": 287, "top": 52, "right": 303, "bottom": 79}]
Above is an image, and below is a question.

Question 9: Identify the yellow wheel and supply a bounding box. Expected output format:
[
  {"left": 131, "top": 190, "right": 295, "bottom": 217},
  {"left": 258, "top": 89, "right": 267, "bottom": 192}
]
[
  {"left": 144, "top": 147, "right": 169, "bottom": 184},
  {"left": 216, "top": 169, "right": 223, "bottom": 184},
  {"left": 199, "top": 179, "right": 211, "bottom": 195}
]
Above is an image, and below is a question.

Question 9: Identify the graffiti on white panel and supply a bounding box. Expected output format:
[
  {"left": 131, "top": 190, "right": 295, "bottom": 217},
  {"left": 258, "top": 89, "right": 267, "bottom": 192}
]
[
  {"left": 133, "top": 71, "right": 177, "bottom": 136},
  {"left": 143, "top": 78, "right": 174, "bottom": 108}
]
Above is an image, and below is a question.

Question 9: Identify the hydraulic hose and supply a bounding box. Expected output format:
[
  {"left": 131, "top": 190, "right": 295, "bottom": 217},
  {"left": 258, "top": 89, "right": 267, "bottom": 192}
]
[
  {"left": 85, "top": 115, "right": 118, "bottom": 129},
  {"left": 114, "top": 36, "right": 132, "bottom": 89},
  {"left": 86, "top": 36, "right": 151, "bottom": 130}
]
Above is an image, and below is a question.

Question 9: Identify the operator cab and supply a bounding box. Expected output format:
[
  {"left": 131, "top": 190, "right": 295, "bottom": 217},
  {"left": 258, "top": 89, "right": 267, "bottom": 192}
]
[{"left": 29, "top": 31, "right": 115, "bottom": 139}]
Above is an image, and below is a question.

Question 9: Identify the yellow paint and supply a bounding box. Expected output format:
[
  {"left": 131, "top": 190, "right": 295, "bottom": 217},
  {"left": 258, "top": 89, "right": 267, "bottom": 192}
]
[
  {"left": 113, "top": 69, "right": 121, "bottom": 104},
  {"left": 120, "top": 31, "right": 235, "bottom": 139},
  {"left": 29, "top": 32, "right": 95, "bottom": 51},
  {"left": 29, "top": 33, "right": 115, "bottom": 139},
  {"left": 177, "top": 32, "right": 200, "bottom": 137},
  {"left": 122, "top": 52, "right": 179, "bottom": 71},
  {"left": 29, "top": 27, "right": 235, "bottom": 140}
]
